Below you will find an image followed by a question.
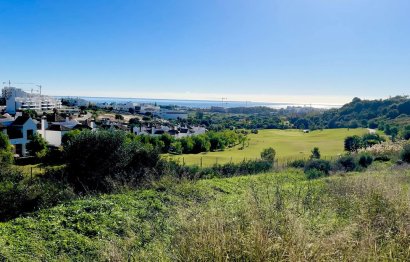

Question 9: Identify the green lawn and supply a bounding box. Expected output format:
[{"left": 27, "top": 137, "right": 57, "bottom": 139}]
[{"left": 166, "top": 128, "right": 368, "bottom": 166}]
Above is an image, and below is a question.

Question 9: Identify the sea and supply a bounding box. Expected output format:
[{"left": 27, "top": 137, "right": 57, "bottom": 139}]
[{"left": 61, "top": 96, "right": 342, "bottom": 110}]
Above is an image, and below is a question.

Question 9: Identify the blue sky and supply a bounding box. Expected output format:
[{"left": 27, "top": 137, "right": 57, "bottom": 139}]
[{"left": 1, "top": 0, "right": 409, "bottom": 104}]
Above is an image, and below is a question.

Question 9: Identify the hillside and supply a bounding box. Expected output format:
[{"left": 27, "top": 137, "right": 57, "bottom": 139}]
[
  {"left": 294, "top": 96, "right": 410, "bottom": 129},
  {"left": 1, "top": 165, "right": 409, "bottom": 261}
]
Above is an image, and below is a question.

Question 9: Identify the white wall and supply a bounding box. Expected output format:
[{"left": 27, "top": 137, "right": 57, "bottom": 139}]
[
  {"left": 38, "top": 130, "right": 67, "bottom": 147},
  {"left": 8, "top": 118, "right": 37, "bottom": 156}
]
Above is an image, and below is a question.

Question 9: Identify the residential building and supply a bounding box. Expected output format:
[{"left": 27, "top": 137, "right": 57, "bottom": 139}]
[
  {"left": 38, "top": 116, "right": 92, "bottom": 147},
  {"left": 139, "top": 104, "right": 160, "bottom": 114},
  {"left": 2, "top": 86, "right": 62, "bottom": 114},
  {"left": 132, "top": 124, "right": 206, "bottom": 138},
  {"left": 0, "top": 115, "right": 37, "bottom": 156},
  {"left": 159, "top": 109, "right": 188, "bottom": 120}
]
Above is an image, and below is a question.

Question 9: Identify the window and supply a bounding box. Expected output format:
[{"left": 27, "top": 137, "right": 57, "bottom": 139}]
[{"left": 27, "top": 129, "right": 34, "bottom": 139}]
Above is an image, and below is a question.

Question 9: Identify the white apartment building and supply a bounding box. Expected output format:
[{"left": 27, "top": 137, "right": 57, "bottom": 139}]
[
  {"left": 2, "top": 87, "right": 62, "bottom": 114},
  {"left": 159, "top": 109, "right": 188, "bottom": 120}
]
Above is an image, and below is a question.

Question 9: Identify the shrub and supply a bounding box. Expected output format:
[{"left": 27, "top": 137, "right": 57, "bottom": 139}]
[
  {"left": 402, "top": 129, "right": 410, "bottom": 140},
  {"left": 261, "top": 147, "right": 276, "bottom": 162},
  {"left": 0, "top": 149, "right": 13, "bottom": 165},
  {"left": 344, "top": 135, "right": 362, "bottom": 152},
  {"left": 374, "top": 155, "right": 391, "bottom": 162},
  {"left": 162, "top": 159, "right": 273, "bottom": 180},
  {"left": 289, "top": 159, "right": 306, "bottom": 168},
  {"left": 310, "top": 147, "right": 321, "bottom": 159},
  {"left": 305, "top": 168, "right": 326, "bottom": 179},
  {"left": 0, "top": 132, "right": 13, "bottom": 165},
  {"left": 64, "top": 130, "right": 162, "bottom": 193},
  {"left": 334, "top": 155, "right": 358, "bottom": 172},
  {"left": 26, "top": 133, "right": 48, "bottom": 159},
  {"left": 170, "top": 141, "right": 183, "bottom": 154},
  {"left": 0, "top": 166, "right": 74, "bottom": 221},
  {"left": 401, "top": 144, "right": 410, "bottom": 163},
  {"left": 358, "top": 153, "right": 374, "bottom": 168},
  {"left": 304, "top": 159, "right": 331, "bottom": 175},
  {"left": 62, "top": 129, "right": 81, "bottom": 146},
  {"left": 359, "top": 141, "right": 405, "bottom": 162}
]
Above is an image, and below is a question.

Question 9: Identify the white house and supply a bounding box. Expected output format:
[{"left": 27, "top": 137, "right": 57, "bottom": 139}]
[
  {"left": 0, "top": 116, "right": 37, "bottom": 156},
  {"left": 38, "top": 116, "right": 93, "bottom": 147}
]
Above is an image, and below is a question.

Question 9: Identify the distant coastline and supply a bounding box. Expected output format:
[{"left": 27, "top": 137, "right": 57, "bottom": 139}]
[{"left": 56, "top": 96, "right": 342, "bottom": 109}]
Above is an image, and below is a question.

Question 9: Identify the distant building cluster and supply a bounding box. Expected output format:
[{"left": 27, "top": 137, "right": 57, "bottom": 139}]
[
  {"left": 133, "top": 124, "right": 206, "bottom": 138},
  {"left": 1, "top": 112, "right": 95, "bottom": 156},
  {"left": 0, "top": 85, "right": 202, "bottom": 157},
  {"left": 95, "top": 100, "right": 189, "bottom": 120}
]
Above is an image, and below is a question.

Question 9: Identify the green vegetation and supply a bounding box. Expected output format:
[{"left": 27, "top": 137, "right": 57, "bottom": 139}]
[
  {"left": 0, "top": 132, "right": 13, "bottom": 164},
  {"left": 344, "top": 133, "right": 386, "bottom": 152},
  {"left": 1, "top": 166, "right": 409, "bottom": 260},
  {"left": 169, "top": 128, "right": 367, "bottom": 166},
  {"left": 186, "top": 96, "right": 410, "bottom": 132},
  {"left": 0, "top": 119, "right": 409, "bottom": 260},
  {"left": 136, "top": 130, "right": 247, "bottom": 155},
  {"left": 63, "top": 130, "right": 161, "bottom": 193},
  {"left": 27, "top": 133, "right": 49, "bottom": 160},
  {"left": 260, "top": 147, "right": 276, "bottom": 162},
  {"left": 287, "top": 96, "right": 410, "bottom": 129},
  {"left": 401, "top": 144, "right": 410, "bottom": 163}
]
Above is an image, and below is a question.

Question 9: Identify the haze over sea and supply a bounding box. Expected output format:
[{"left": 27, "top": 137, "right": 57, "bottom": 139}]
[{"left": 73, "top": 96, "right": 341, "bottom": 109}]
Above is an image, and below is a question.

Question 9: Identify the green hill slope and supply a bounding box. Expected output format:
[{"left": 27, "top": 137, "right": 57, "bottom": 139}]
[{"left": 1, "top": 166, "right": 409, "bottom": 261}]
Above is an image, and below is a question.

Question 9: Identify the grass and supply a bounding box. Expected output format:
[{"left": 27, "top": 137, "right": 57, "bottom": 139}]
[
  {"left": 166, "top": 128, "right": 367, "bottom": 167},
  {"left": 14, "top": 164, "right": 65, "bottom": 177},
  {"left": 1, "top": 164, "right": 409, "bottom": 261}
]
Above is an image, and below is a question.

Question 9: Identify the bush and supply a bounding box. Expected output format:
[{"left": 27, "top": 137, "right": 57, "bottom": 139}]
[
  {"left": 374, "top": 155, "right": 391, "bottom": 162},
  {"left": 0, "top": 166, "right": 74, "bottom": 221},
  {"left": 162, "top": 159, "right": 273, "bottom": 180},
  {"left": 334, "top": 155, "right": 358, "bottom": 172},
  {"left": 310, "top": 147, "right": 321, "bottom": 159},
  {"left": 64, "top": 130, "right": 162, "bottom": 193},
  {"left": 358, "top": 153, "right": 374, "bottom": 168},
  {"left": 26, "top": 133, "right": 48, "bottom": 159},
  {"left": 260, "top": 147, "right": 276, "bottom": 162},
  {"left": 0, "top": 132, "right": 13, "bottom": 165},
  {"left": 304, "top": 159, "right": 331, "bottom": 175},
  {"left": 402, "top": 129, "right": 410, "bottom": 140},
  {"left": 305, "top": 168, "right": 326, "bottom": 179},
  {"left": 401, "top": 144, "right": 410, "bottom": 163},
  {"left": 0, "top": 150, "right": 13, "bottom": 165},
  {"left": 344, "top": 135, "right": 362, "bottom": 152},
  {"left": 289, "top": 159, "right": 306, "bottom": 168}
]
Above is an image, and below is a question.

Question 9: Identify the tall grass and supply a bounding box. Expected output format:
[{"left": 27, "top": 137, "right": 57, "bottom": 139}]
[{"left": 170, "top": 170, "right": 410, "bottom": 261}]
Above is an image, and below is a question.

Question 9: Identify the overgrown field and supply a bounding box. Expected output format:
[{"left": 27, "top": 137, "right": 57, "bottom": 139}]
[
  {"left": 1, "top": 163, "right": 409, "bottom": 261},
  {"left": 167, "top": 128, "right": 367, "bottom": 166}
]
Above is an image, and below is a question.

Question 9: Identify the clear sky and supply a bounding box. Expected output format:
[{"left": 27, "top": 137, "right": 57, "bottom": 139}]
[{"left": 1, "top": 0, "right": 409, "bottom": 104}]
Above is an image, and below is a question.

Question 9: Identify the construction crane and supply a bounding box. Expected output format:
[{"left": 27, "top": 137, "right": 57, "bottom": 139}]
[{"left": 2, "top": 81, "right": 42, "bottom": 95}]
